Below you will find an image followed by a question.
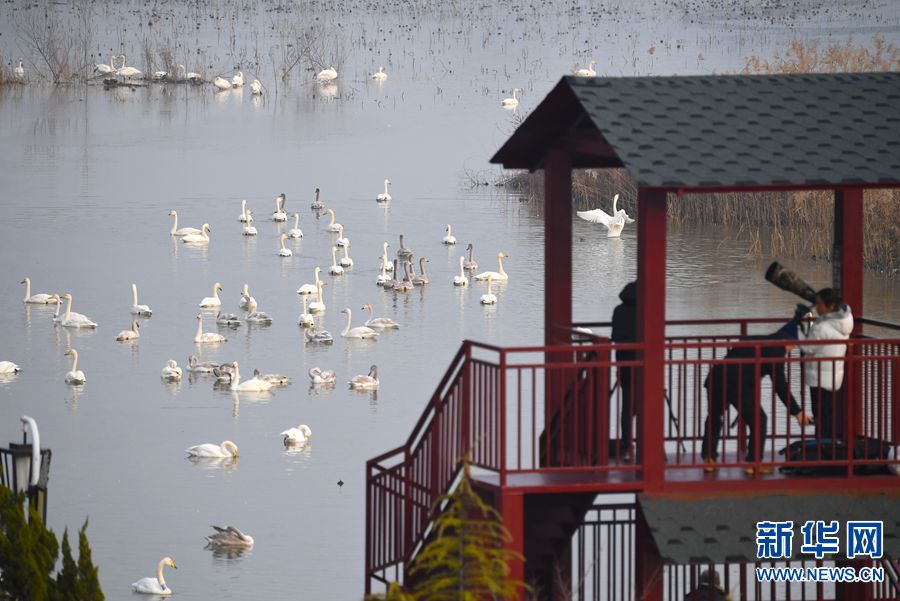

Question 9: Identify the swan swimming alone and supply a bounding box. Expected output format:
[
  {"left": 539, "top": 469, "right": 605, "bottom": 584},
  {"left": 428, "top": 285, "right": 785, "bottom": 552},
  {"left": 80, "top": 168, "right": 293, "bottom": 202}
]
[
  {"left": 199, "top": 283, "right": 223, "bottom": 308},
  {"left": 278, "top": 233, "right": 293, "bottom": 257},
  {"left": 131, "top": 283, "right": 152, "bottom": 316},
  {"left": 21, "top": 277, "right": 59, "bottom": 304},
  {"left": 480, "top": 274, "right": 498, "bottom": 305},
  {"left": 194, "top": 314, "right": 226, "bottom": 344},
  {"left": 281, "top": 423, "right": 312, "bottom": 445},
  {"left": 182, "top": 223, "right": 211, "bottom": 244},
  {"left": 501, "top": 88, "right": 521, "bottom": 108},
  {"left": 60, "top": 293, "right": 98, "bottom": 328},
  {"left": 371, "top": 66, "right": 387, "bottom": 81},
  {"left": 289, "top": 213, "right": 303, "bottom": 238},
  {"left": 349, "top": 365, "right": 379, "bottom": 389},
  {"left": 376, "top": 179, "right": 392, "bottom": 202},
  {"left": 115, "top": 319, "right": 140, "bottom": 341},
  {"left": 64, "top": 349, "right": 85, "bottom": 384},
  {"left": 206, "top": 525, "right": 254, "bottom": 548},
  {"left": 14, "top": 59, "right": 24, "bottom": 82},
  {"left": 308, "top": 367, "right": 336, "bottom": 384},
  {"left": 161, "top": 360, "right": 182, "bottom": 381},
  {"left": 576, "top": 193, "right": 635, "bottom": 238},
  {"left": 361, "top": 303, "right": 399, "bottom": 329},
  {"left": 453, "top": 256, "right": 468, "bottom": 287},
  {"left": 474, "top": 251, "right": 509, "bottom": 281},
  {"left": 442, "top": 224, "right": 457, "bottom": 245},
  {"left": 310, "top": 187, "right": 324, "bottom": 210},
  {"left": 186, "top": 440, "right": 238, "bottom": 457},
  {"left": 0, "top": 361, "right": 21, "bottom": 374},
  {"left": 574, "top": 59, "right": 598, "bottom": 77},
  {"left": 168, "top": 210, "right": 202, "bottom": 237},
  {"left": 273, "top": 193, "right": 287, "bottom": 221},
  {"left": 316, "top": 67, "right": 338, "bottom": 81},
  {"left": 132, "top": 557, "right": 177, "bottom": 595},
  {"left": 340, "top": 308, "right": 379, "bottom": 339}
]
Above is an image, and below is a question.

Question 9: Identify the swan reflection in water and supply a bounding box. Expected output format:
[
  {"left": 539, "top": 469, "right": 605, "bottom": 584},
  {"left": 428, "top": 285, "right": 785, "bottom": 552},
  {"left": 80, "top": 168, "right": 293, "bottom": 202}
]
[
  {"left": 186, "top": 456, "right": 238, "bottom": 472},
  {"left": 208, "top": 545, "right": 252, "bottom": 560}
]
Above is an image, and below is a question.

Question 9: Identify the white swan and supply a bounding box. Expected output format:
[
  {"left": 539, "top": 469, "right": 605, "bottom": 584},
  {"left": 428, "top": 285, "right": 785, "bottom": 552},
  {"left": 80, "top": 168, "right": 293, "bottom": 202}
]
[
  {"left": 238, "top": 199, "right": 253, "bottom": 222},
  {"left": 501, "top": 88, "right": 521, "bottom": 108},
  {"left": 273, "top": 193, "right": 287, "bottom": 221},
  {"left": 341, "top": 308, "right": 379, "bottom": 339},
  {"left": 116, "top": 54, "right": 142, "bottom": 79},
  {"left": 186, "top": 440, "right": 238, "bottom": 458},
  {"left": 14, "top": 59, "right": 24, "bottom": 82},
  {"left": 376, "top": 259, "right": 391, "bottom": 286},
  {"left": 576, "top": 193, "right": 635, "bottom": 238},
  {"left": 168, "top": 210, "right": 202, "bottom": 236},
  {"left": 335, "top": 224, "right": 349, "bottom": 248},
  {"left": 339, "top": 243, "right": 354, "bottom": 268},
  {"left": 325, "top": 208, "right": 342, "bottom": 232},
  {"left": 329, "top": 246, "right": 344, "bottom": 275},
  {"left": 60, "top": 293, "right": 98, "bottom": 328},
  {"left": 177, "top": 64, "right": 202, "bottom": 81},
  {"left": 199, "top": 282, "right": 223, "bottom": 308},
  {"left": 228, "top": 361, "right": 273, "bottom": 392},
  {"left": 349, "top": 365, "right": 379, "bottom": 389},
  {"left": 297, "top": 267, "right": 322, "bottom": 296},
  {"left": 453, "top": 256, "right": 468, "bottom": 287},
  {"left": 231, "top": 71, "right": 244, "bottom": 87},
  {"left": 213, "top": 76, "right": 231, "bottom": 91},
  {"left": 161, "top": 360, "right": 182, "bottom": 381},
  {"left": 376, "top": 179, "right": 392, "bottom": 202},
  {"left": 182, "top": 223, "right": 211, "bottom": 244},
  {"left": 380, "top": 242, "right": 394, "bottom": 272},
  {"left": 194, "top": 314, "right": 226, "bottom": 343},
  {"left": 64, "top": 349, "right": 85, "bottom": 384},
  {"left": 250, "top": 79, "right": 262, "bottom": 95},
  {"left": 361, "top": 303, "right": 399, "bottom": 329},
  {"left": 115, "top": 319, "right": 140, "bottom": 341},
  {"left": 152, "top": 69, "right": 168, "bottom": 80},
  {"left": 187, "top": 355, "right": 219, "bottom": 373},
  {"left": 297, "top": 294, "right": 314, "bottom": 327},
  {"left": 132, "top": 557, "right": 177, "bottom": 595},
  {"left": 239, "top": 284, "right": 255, "bottom": 311},
  {"left": 0, "top": 361, "right": 21, "bottom": 374},
  {"left": 289, "top": 213, "right": 303, "bottom": 238},
  {"left": 442, "top": 224, "right": 457, "bottom": 245},
  {"left": 207, "top": 526, "right": 253, "bottom": 548},
  {"left": 309, "top": 280, "right": 326, "bottom": 313},
  {"left": 310, "top": 187, "right": 324, "bottom": 210},
  {"left": 94, "top": 54, "right": 117, "bottom": 76},
  {"left": 281, "top": 423, "right": 312, "bottom": 445},
  {"left": 412, "top": 257, "right": 429, "bottom": 285},
  {"left": 372, "top": 66, "right": 387, "bottom": 81},
  {"left": 480, "top": 274, "right": 498, "bottom": 305},
  {"left": 574, "top": 59, "right": 598, "bottom": 77},
  {"left": 131, "top": 283, "right": 152, "bottom": 316},
  {"left": 316, "top": 67, "right": 338, "bottom": 81},
  {"left": 21, "top": 277, "right": 59, "bottom": 304},
  {"left": 474, "top": 251, "right": 509, "bottom": 281},
  {"left": 278, "top": 233, "right": 293, "bottom": 257},
  {"left": 308, "top": 367, "right": 336, "bottom": 384},
  {"left": 242, "top": 203, "right": 257, "bottom": 235},
  {"left": 464, "top": 243, "right": 478, "bottom": 271}
]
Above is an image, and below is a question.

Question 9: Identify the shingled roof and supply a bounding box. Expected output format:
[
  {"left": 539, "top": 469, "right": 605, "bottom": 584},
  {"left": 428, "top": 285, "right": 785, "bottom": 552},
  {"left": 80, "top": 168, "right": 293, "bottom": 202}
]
[
  {"left": 491, "top": 73, "right": 900, "bottom": 191},
  {"left": 639, "top": 490, "right": 900, "bottom": 564}
]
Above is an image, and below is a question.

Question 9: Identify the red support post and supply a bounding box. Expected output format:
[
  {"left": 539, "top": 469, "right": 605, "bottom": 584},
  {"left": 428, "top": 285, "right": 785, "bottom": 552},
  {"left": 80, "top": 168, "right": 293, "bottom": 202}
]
[
  {"left": 635, "top": 506, "right": 663, "bottom": 601},
  {"left": 544, "top": 148, "right": 573, "bottom": 347},
  {"left": 833, "top": 188, "right": 864, "bottom": 335},
  {"left": 637, "top": 188, "right": 667, "bottom": 490},
  {"left": 501, "top": 490, "right": 526, "bottom": 600}
]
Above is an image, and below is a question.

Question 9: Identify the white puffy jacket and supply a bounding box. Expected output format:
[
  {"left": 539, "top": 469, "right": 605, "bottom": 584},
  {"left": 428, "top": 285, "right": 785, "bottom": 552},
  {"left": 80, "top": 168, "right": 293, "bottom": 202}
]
[{"left": 798, "top": 304, "right": 854, "bottom": 390}]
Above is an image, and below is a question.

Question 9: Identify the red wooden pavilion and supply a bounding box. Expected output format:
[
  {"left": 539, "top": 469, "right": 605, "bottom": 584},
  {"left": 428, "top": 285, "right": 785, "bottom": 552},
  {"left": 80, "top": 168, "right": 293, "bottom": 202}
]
[{"left": 366, "top": 73, "right": 900, "bottom": 600}]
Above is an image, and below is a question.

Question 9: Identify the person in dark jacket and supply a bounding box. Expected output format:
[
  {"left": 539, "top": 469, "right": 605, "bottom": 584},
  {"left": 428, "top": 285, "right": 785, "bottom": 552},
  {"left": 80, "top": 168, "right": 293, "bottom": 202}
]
[
  {"left": 684, "top": 569, "right": 727, "bottom": 601},
  {"left": 701, "top": 323, "right": 811, "bottom": 474},
  {"left": 611, "top": 281, "right": 637, "bottom": 457}
]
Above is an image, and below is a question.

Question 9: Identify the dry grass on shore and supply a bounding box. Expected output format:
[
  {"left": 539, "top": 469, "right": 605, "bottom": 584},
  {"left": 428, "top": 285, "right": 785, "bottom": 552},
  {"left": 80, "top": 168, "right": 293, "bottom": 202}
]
[{"left": 500, "top": 37, "right": 900, "bottom": 274}]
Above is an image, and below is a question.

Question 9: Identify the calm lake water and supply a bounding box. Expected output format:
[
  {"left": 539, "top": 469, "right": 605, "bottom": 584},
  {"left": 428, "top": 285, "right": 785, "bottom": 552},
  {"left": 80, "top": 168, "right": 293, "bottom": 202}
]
[{"left": 0, "top": 0, "right": 898, "bottom": 598}]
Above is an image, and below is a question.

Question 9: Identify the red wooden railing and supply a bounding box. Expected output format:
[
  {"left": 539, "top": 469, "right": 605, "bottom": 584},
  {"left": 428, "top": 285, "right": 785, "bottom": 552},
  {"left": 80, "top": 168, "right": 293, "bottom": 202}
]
[{"left": 365, "top": 319, "right": 900, "bottom": 594}]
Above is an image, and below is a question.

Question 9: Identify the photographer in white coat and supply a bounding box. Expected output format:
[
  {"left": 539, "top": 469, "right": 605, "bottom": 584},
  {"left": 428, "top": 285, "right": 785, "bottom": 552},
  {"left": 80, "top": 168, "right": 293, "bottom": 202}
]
[{"left": 797, "top": 288, "right": 854, "bottom": 441}]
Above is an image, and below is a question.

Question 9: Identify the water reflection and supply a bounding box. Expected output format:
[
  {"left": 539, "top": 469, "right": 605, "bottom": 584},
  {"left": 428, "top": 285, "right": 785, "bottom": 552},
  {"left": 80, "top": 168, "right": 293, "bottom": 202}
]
[
  {"left": 207, "top": 545, "right": 252, "bottom": 561},
  {"left": 282, "top": 441, "right": 312, "bottom": 457},
  {"left": 186, "top": 456, "right": 238, "bottom": 472}
]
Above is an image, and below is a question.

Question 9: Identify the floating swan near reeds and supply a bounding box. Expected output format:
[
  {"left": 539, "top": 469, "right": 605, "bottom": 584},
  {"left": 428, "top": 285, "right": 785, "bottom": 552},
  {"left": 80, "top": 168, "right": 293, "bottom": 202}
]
[
  {"left": 281, "top": 424, "right": 312, "bottom": 445},
  {"left": 349, "top": 365, "right": 379, "bottom": 389},
  {"left": 116, "top": 54, "right": 142, "bottom": 79},
  {"left": 278, "top": 233, "right": 293, "bottom": 257},
  {"left": 376, "top": 179, "right": 392, "bottom": 202},
  {"left": 132, "top": 557, "right": 177, "bottom": 595},
  {"left": 341, "top": 308, "right": 378, "bottom": 339},
  {"left": 464, "top": 243, "right": 478, "bottom": 270},
  {"left": 21, "top": 277, "right": 59, "bottom": 304},
  {"left": 213, "top": 76, "right": 231, "bottom": 91},
  {"left": 310, "top": 187, "right": 324, "bottom": 210},
  {"left": 289, "top": 213, "right": 303, "bottom": 238},
  {"left": 362, "top": 303, "right": 399, "bottom": 329},
  {"left": 231, "top": 71, "right": 244, "bottom": 87},
  {"left": 186, "top": 440, "right": 238, "bottom": 458},
  {"left": 131, "top": 284, "right": 152, "bottom": 316},
  {"left": 308, "top": 367, "right": 336, "bottom": 384},
  {"left": 195, "top": 314, "right": 226, "bottom": 343},
  {"left": 371, "top": 66, "right": 387, "bottom": 81},
  {"left": 182, "top": 223, "right": 211, "bottom": 244},
  {"left": 238, "top": 199, "right": 253, "bottom": 223},
  {"left": 316, "top": 67, "right": 338, "bottom": 81},
  {"left": 474, "top": 252, "right": 509, "bottom": 281},
  {"left": 168, "top": 210, "right": 202, "bottom": 237},
  {"left": 574, "top": 59, "right": 597, "bottom": 77},
  {"left": 480, "top": 274, "right": 498, "bottom": 305},
  {"left": 115, "top": 320, "right": 140, "bottom": 341},
  {"left": 199, "top": 283, "right": 223, "bottom": 308},
  {"left": 309, "top": 280, "right": 326, "bottom": 313},
  {"left": 161, "top": 360, "right": 182, "bottom": 381},
  {"left": 453, "top": 256, "right": 468, "bottom": 287},
  {"left": 64, "top": 349, "right": 85, "bottom": 384},
  {"left": 412, "top": 257, "right": 429, "bottom": 285},
  {"left": 442, "top": 224, "right": 457, "bottom": 245},
  {"left": 340, "top": 243, "right": 353, "bottom": 267},
  {"left": 94, "top": 54, "right": 117, "bottom": 75},
  {"left": 177, "top": 64, "right": 202, "bottom": 81},
  {"left": 576, "top": 193, "right": 635, "bottom": 238},
  {"left": 187, "top": 355, "right": 219, "bottom": 373},
  {"left": 273, "top": 193, "right": 287, "bottom": 221},
  {"left": 250, "top": 79, "right": 262, "bottom": 95},
  {"left": 330, "top": 246, "right": 344, "bottom": 276},
  {"left": 60, "top": 293, "right": 97, "bottom": 328},
  {"left": 297, "top": 267, "right": 322, "bottom": 296},
  {"left": 326, "top": 208, "right": 342, "bottom": 232},
  {"left": 501, "top": 88, "right": 521, "bottom": 108},
  {"left": 14, "top": 59, "right": 24, "bottom": 82},
  {"left": 0, "top": 361, "right": 20, "bottom": 374},
  {"left": 206, "top": 526, "right": 253, "bottom": 548}
]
